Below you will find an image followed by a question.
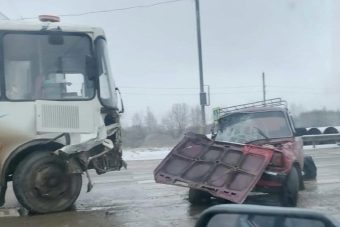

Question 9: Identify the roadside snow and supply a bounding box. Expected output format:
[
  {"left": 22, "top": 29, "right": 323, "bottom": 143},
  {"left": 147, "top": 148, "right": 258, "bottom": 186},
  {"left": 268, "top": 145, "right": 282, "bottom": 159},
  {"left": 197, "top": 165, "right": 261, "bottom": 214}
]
[
  {"left": 303, "top": 144, "right": 340, "bottom": 150},
  {"left": 123, "top": 147, "right": 171, "bottom": 161}
]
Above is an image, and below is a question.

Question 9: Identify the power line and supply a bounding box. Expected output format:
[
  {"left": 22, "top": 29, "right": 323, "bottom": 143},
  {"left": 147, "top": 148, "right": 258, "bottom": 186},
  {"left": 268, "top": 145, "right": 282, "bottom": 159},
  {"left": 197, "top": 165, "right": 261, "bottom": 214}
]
[
  {"left": 123, "top": 92, "right": 196, "bottom": 96},
  {"left": 268, "top": 85, "right": 319, "bottom": 90},
  {"left": 0, "top": 11, "right": 9, "bottom": 20},
  {"left": 213, "top": 85, "right": 259, "bottom": 89},
  {"left": 6, "top": 0, "right": 22, "bottom": 20},
  {"left": 19, "top": 0, "right": 189, "bottom": 20},
  {"left": 122, "top": 90, "right": 262, "bottom": 96},
  {"left": 267, "top": 90, "right": 322, "bottom": 94},
  {"left": 119, "top": 85, "right": 322, "bottom": 93},
  {"left": 121, "top": 86, "right": 198, "bottom": 90},
  {"left": 120, "top": 85, "right": 259, "bottom": 90}
]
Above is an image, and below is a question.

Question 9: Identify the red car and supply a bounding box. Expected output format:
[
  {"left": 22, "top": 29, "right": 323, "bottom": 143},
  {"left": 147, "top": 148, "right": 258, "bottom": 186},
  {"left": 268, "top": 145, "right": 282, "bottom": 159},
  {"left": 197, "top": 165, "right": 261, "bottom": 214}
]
[{"left": 154, "top": 98, "right": 315, "bottom": 207}]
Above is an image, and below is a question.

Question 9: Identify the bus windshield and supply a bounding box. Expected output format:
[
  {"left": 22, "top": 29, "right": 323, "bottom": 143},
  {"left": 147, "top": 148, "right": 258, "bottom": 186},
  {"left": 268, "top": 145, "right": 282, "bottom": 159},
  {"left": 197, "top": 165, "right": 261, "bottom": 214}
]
[{"left": 3, "top": 33, "right": 95, "bottom": 100}]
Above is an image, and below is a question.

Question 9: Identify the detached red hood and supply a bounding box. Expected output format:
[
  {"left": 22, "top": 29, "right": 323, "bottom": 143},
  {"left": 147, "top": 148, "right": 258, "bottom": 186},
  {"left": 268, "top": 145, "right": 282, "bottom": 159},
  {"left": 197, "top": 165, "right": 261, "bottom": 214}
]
[{"left": 154, "top": 132, "right": 273, "bottom": 203}]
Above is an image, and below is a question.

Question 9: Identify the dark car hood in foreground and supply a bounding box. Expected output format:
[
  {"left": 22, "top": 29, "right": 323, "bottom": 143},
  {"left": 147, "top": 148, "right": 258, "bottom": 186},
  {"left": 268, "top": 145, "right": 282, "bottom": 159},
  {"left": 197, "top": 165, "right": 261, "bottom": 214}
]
[{"left": 154, "top": 132, "right": 274, "bottom": 203}]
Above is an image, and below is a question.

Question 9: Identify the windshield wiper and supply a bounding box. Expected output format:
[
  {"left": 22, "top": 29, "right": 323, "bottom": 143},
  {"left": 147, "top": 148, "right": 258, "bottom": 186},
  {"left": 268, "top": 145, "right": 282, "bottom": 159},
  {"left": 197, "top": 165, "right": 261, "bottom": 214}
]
[
  {"left": 245, "top": 128, "right": 270, "bottom": 144},
  {"left": 245, "top": 138, "right": 269, "bottom": 144},
  {"left": 254, "top": 127, "right": 269, "bottom": 139}
]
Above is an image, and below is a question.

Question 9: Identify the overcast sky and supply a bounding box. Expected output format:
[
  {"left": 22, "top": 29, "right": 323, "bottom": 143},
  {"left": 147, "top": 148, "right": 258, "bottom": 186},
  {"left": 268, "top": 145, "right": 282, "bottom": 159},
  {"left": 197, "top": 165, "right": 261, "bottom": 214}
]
[{"left": 0, "top": 0, "right": 338, "bottom": 124}]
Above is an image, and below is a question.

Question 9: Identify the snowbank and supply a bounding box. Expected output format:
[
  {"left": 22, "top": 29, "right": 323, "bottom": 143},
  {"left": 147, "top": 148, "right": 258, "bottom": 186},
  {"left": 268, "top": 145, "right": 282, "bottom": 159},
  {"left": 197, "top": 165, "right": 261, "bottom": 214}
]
[{"left": 123, "top": 147, "right": 171, "bottom": 161}]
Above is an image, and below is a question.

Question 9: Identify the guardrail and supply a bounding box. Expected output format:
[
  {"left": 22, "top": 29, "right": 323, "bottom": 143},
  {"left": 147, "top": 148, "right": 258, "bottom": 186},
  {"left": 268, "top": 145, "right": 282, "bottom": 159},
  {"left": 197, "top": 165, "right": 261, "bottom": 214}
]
[{"left": 302, "top": 134, "right": 340, "bottom": 148}]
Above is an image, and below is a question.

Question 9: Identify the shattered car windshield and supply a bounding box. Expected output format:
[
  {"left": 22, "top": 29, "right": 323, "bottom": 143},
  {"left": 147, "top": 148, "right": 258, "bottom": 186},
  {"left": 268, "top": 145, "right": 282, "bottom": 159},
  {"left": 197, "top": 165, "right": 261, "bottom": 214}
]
[{"left": 215, "top": 111, "right": 292, "bottom": 143}]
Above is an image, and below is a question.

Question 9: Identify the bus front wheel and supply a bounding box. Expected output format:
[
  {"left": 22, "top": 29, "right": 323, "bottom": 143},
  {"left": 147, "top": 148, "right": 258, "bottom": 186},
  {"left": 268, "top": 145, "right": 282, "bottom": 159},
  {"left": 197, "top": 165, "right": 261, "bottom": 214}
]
[{"left": 13, "top": 151, "right": 82, "bottom": 213}]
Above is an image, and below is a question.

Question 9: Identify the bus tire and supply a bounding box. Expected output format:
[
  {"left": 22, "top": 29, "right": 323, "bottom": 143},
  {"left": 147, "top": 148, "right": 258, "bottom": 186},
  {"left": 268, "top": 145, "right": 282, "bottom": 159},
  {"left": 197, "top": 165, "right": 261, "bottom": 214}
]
[{"left": 13, "top": 151, "right": 82, "bottom": 213}]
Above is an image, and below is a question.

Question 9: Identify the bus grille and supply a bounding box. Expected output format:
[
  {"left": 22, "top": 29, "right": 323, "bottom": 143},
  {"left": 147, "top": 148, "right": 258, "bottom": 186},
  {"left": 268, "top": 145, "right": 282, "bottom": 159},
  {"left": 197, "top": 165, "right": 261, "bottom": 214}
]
[
  {"left": 41, "top": 104, "right": 79, "bottom": 129},
  {"left": 36, "top": 101, "right": 95, "bottom": 133}
]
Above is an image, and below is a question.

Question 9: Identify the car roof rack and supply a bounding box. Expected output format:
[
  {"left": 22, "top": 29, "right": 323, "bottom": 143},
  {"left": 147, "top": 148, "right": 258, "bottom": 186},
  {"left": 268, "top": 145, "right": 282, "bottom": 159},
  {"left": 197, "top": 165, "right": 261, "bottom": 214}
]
[{"left": 213, "top": 98, "right": 287, "bottom": 120}]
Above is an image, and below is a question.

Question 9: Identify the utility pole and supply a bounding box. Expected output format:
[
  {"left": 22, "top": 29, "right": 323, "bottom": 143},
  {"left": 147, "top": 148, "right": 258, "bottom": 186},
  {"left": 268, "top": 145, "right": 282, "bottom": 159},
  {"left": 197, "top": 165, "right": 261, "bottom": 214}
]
[
  {"left": 262, "top": 72, "right": 266, "bottom": 102},
  {"left": 194, "top": 0, "right": 206, "bottom": 132}
]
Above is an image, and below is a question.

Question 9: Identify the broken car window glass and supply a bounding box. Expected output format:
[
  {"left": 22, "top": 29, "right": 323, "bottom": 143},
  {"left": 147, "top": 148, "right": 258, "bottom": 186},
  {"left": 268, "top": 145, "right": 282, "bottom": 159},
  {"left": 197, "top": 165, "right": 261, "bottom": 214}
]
[{"left": 215, "top": 111, "right": 292, "bottom": 143}]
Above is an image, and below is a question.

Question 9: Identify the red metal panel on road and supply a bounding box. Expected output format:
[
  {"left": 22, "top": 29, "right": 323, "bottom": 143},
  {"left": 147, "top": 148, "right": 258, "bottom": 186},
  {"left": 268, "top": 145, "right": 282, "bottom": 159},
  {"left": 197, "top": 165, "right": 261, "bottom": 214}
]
[{"left": 154, "top": 133, "right": 273, "bottom": 203}]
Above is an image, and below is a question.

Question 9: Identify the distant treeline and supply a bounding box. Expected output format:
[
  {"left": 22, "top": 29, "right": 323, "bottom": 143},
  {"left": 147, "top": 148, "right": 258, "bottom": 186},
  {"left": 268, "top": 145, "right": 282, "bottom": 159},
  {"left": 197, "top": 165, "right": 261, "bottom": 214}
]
[
  {"left": 122, "top": 105, "right": 340, "bottom": 148},
  {"left": 294, "top": 110, "right": 340, "bottom": 127},
  {"left": 122, "top": 104, "right": 203, "bottom": 148}
]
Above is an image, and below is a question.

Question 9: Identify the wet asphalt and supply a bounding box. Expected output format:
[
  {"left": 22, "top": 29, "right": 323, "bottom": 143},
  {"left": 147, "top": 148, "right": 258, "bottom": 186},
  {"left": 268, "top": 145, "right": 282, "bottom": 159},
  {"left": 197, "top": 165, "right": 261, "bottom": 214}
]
[{"left": 1, "top": 147, "right": 340, "bottom": 227}]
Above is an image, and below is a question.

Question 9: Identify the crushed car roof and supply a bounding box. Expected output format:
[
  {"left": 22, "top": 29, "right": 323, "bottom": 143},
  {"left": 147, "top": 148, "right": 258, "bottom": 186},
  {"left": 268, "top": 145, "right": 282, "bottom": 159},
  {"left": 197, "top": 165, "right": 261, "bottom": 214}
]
[
  {"left": 218, "top": 106, "right": 288, "bottom": 119},
  {"left": 214, "top": 98, "right": 289, "bottom": 120}
]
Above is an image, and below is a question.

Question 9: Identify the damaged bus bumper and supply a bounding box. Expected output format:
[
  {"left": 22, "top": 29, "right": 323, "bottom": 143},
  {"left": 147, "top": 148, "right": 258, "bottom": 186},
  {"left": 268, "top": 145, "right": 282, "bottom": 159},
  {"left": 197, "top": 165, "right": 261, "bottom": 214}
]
[{"left": 52, "top": 123, "right": 126, "bottom": 191}]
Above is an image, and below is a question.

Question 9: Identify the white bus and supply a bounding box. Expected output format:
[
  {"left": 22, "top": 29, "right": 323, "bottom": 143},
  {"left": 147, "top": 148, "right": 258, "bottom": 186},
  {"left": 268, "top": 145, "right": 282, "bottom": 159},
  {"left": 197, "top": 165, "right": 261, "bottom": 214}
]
[{"left": 0, "top": 15, "right": 124, "bottom": 213}]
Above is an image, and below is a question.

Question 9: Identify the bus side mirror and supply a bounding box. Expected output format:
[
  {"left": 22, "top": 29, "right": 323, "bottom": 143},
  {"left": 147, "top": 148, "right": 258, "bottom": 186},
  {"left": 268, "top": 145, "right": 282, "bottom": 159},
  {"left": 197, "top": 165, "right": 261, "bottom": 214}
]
[{"left": 85, "top": 56, "right": 98, "bottom": 80}]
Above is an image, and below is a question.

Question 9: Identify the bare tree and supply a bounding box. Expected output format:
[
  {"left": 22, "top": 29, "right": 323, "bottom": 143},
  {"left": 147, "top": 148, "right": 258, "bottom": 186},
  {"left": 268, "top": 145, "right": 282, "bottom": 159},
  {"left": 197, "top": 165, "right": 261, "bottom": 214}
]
[
  {"left": 144, "top": 107, "right": 158, "bottom": 133},
  {"left": 123, "top": 112, "right": 147, "bottom": 147},
  {"left": 132, "top": 112, "right": 144, "bottom": 128},
  {"left": 162, "top": 103, "right": 190, "bottom": 138},
  {"left": 190, "top": 106, "right": 201, "bottom": 128},
  {"left": 289, "top": 103, "right": 305, "bottom": 118},
  {"left": 172, "top": 103, "right": 190, "bottom": 134},
  {"left": 161, "top": 116, "right": 176, "bottom": 137},
  {"left": 184, "top": 105, "right": 202, "bottom": 133}
]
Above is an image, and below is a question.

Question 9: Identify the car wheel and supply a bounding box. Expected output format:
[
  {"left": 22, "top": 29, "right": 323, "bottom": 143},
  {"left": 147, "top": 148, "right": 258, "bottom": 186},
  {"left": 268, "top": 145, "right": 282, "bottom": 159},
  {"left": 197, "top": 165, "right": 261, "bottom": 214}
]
[
  {"left": 280, "top": 166, "right": 299, "bottom": 207},
  {"left": 188, "top": 188, "right": 211, "bottom": 205},
  {"left": 13, "top": 151, "right": 82, "bottom": 213},
  {"left": 303, "top": 155, "right": 317, "bottom": 180}
]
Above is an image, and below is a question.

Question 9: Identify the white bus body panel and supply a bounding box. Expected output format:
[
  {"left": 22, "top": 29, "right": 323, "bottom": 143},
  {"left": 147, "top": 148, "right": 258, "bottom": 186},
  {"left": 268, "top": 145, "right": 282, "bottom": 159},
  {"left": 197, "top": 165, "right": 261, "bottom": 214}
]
[{"left": 36, "top": 100, "right": 97, "bottom": 134}]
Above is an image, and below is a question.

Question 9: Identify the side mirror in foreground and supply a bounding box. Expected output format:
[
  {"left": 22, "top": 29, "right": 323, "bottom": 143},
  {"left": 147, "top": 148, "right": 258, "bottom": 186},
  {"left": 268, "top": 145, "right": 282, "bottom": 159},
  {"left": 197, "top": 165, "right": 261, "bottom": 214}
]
[{"left": 195, "top": 205, "right": 338, "bottom": 227}]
